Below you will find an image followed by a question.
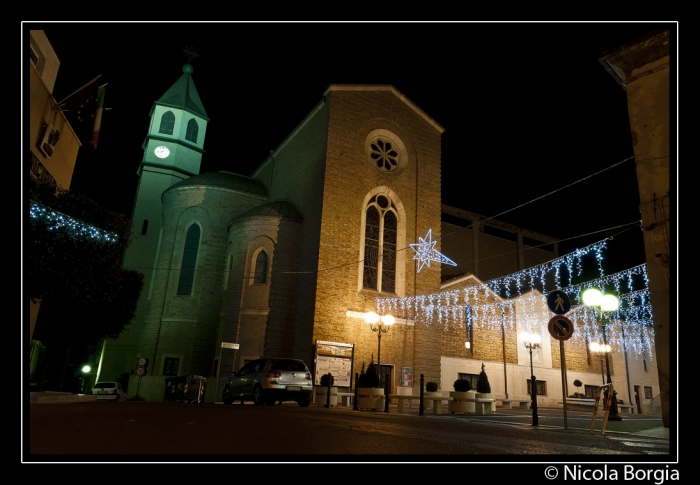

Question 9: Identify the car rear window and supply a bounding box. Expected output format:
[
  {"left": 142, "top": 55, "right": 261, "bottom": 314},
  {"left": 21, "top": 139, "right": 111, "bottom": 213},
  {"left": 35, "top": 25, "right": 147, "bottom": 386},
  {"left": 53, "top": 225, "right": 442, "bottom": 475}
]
[
  {"left": 95, "top": 382, "right": 116, "bottom": 389},
  {"left": 271, "top": 360, "right": 308, "bottom": 372}
]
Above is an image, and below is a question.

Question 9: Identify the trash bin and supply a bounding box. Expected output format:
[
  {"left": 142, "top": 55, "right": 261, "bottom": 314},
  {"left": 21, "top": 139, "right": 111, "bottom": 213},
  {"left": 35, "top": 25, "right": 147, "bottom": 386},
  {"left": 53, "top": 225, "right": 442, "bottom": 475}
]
[{"left": 164, "top": 375, "right": 207, "bottom": 403}]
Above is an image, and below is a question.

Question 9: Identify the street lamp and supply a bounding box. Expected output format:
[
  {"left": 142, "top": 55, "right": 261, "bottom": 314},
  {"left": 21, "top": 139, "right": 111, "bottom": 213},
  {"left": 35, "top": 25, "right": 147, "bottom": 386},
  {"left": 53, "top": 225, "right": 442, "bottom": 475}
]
[
  {"left": 581, "top": 288, "right": 622, "bottom": 421},
  {"left": 365, "top": 312, "right": 394, "bottom": 388},
  {"left": 589, "top": 342, "right": 611, "bottom": 386},
  {"left": 81, "top": 365, "right": 93, "bottom": 394},
  {"left": 522, "top": 332, "right": 541, "bottom": 426}
]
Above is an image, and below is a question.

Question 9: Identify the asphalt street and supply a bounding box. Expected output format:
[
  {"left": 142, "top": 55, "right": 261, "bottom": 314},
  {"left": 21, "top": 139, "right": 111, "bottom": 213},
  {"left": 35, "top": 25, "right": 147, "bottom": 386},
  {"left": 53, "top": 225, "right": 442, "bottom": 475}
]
[{"left": 26, "top": 396, "right": 674, "bottom": 462}]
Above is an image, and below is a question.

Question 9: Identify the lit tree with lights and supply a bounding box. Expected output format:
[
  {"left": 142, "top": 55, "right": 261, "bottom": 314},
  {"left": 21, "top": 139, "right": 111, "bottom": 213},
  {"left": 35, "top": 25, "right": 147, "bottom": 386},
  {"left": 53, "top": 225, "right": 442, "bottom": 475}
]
[{"left": 29, "top": 174, "right": 143, "bottom": 391}]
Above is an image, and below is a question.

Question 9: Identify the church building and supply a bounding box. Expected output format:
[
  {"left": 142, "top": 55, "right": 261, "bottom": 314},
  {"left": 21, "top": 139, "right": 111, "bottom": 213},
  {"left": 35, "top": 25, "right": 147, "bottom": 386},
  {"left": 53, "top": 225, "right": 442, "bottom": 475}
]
[{"left": 97, "top": 63, "right": 660, "bottom": 414}]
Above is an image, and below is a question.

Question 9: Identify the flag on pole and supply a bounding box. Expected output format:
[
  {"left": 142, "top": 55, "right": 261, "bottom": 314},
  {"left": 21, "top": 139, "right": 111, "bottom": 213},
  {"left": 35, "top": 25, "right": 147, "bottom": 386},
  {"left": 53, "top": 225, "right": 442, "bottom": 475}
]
[
  {"left": 90, "top": 84, "right": 107, "bottom": 149},
  {"left": 57, "top": 75, "right": 102, "bottom": 146}
]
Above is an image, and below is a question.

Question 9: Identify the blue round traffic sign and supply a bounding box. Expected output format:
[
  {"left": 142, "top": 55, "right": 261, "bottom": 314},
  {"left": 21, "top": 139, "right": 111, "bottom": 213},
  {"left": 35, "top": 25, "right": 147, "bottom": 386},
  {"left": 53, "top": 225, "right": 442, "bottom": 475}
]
[{"left": 547, "top": 290, "right": 571, "bottom": 315}]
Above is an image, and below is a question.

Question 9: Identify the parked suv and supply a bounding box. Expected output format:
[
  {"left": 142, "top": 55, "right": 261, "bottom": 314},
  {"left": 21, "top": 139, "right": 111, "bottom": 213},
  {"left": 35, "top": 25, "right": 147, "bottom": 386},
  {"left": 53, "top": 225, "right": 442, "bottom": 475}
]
[{"left": 222, "top": 358, "right": 313, "bottom": 407}]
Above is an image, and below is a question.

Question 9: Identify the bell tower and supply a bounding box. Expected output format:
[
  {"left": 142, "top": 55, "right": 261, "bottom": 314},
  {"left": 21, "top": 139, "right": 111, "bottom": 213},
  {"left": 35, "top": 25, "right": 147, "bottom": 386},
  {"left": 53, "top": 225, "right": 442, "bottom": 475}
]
[{"left": 98, "top": 50, "right": 209, "bottom": 394}]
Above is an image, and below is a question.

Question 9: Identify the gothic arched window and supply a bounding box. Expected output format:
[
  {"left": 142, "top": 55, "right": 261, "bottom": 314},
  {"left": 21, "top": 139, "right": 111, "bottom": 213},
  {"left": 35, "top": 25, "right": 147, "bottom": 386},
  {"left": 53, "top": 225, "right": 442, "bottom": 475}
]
[
  {"left": 177, "top": 224, "right": 201, "bottom": 295},
  {"left": 186, "top": 118, "right": 198, "bottom": 143},
  {"left": 362, "top": 195, "right": 397, "bottom": 293},
  {"left": 253, "top": 250, "right": 268, "bottom": 285},
  {"left": 159, "top": 111, "right": 175, "bottom": 135}
]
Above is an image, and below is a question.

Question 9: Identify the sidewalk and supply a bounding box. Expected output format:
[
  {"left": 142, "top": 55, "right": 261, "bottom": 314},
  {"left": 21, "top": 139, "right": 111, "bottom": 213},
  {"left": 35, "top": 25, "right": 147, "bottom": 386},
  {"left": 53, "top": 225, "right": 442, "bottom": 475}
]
[
  {"left": 413, "top": 405, "right": 669, "bottom": 439},
  {"left": 29, "top": 391, "right": 96, "bottom": 404},
  {"left": 324, "top": 400, "right": 670, "bottom": 440}
]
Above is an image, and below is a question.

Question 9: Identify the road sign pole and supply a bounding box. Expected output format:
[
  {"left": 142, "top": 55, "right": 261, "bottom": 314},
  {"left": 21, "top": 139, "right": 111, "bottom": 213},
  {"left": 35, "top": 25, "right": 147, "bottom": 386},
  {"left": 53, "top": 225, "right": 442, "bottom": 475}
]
[
  {"left": 560, "top": 340, "right": 568, "bottom": 429},
  {"left": 215, "top": 342, "right": 240, "bottom": 403}
]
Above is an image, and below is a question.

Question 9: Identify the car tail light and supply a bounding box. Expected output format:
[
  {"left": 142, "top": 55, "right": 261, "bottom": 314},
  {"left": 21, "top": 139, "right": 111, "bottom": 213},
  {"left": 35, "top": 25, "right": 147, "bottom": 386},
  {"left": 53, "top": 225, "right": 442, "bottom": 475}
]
[
  {"left": 305, "top": 372, "right": 312, "bottom": 380},
  {"left": 113, "top": 389, "right": 118, "bottom": 395},
  {"left": 266, "top": 370, "right": 281, "bottom": 379}
]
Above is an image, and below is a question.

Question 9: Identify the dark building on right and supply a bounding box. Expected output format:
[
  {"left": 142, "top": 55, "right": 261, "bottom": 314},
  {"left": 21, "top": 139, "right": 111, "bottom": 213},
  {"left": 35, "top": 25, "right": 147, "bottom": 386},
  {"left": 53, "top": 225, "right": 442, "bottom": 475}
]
[{"left": 598, "top": 30, "right": 672, "bottom": 428}]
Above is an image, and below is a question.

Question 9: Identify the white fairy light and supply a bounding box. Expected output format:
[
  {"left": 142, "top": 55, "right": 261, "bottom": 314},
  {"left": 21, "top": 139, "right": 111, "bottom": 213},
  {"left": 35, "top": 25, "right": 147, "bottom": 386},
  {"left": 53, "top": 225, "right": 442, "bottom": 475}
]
[
  {"left": 30, "top": 200, "right": 118, "bottom": 243},
  {"left": 374, "top": 239, "right": 654, "bottom": 354}
]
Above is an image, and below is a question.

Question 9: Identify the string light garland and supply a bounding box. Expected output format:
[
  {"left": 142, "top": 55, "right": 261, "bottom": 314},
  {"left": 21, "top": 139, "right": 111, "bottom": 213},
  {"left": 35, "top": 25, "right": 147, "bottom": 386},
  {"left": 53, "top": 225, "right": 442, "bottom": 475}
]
[
  {"left": 30, "top": 200, "right": 118, "bottom": 243},
  {"left": 376, "top": 239, "right": 655, "bottom": 358},
  {"left": 410, "top": 228, "right": 457, "bottom": 272}
]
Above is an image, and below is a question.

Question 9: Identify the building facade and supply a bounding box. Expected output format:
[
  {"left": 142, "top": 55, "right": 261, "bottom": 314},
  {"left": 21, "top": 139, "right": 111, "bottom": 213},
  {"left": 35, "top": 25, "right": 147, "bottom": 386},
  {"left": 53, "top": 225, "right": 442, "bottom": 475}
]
[
  {"left": 598, "top": 30, "right": 671, "bottom": 425},
  {"left": 28, "top": 30, "right": 81, "bottom": 345},
  {"left": 97, "top": 66, "right": 661, "bottom": 414}
]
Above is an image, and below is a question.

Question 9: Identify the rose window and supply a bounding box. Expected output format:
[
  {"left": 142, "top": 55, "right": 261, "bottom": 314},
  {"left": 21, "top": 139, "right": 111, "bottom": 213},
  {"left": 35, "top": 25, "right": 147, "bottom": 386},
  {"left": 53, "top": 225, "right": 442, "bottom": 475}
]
[{"left": 370, "top": 138, "right": 399, "bottom": 172}]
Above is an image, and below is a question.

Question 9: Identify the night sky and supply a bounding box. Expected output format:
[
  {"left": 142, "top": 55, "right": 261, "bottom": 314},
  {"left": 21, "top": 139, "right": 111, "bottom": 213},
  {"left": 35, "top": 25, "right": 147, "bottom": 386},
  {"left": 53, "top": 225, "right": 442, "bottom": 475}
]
[{"left": 27, "top": 21, "right": 677, "bottom": 278}]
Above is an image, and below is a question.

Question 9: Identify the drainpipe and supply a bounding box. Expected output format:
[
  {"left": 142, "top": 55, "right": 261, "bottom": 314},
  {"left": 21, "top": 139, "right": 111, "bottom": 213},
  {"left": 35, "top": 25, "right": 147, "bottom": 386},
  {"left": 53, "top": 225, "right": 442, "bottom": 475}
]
[
  {"left": 621, "top": 323, "right": 632, "bottom": 406},
  {"left": 501, "top": 303, "right": 508, "bottom": 399}
]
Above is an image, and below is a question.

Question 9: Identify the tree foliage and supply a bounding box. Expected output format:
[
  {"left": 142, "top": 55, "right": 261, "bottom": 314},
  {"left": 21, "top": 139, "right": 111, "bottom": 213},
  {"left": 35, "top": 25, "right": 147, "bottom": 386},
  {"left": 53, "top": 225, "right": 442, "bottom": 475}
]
[
  {"left": 453, "top": 378, "right": 471, "bottom": 392},
  {"left": 29, "top": 173, "right": 143, "bottom": 337},
  {"left": 359, "top": 361, "right": 380, "bottom": 388},
  {"left": 29, "top": 174, "right": 136, "bottom": 305},
  {"left": 477, "top": 362, "right": 492, "bottom": 394},
  {"left": 29, "top": 174, "right": 144, "bottom": 390}
]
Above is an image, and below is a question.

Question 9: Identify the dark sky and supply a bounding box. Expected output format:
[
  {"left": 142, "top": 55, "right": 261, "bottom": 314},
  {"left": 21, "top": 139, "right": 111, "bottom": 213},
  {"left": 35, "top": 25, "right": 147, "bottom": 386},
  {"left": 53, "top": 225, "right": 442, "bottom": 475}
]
[{"left": 28, "top": 21, "right": 676, "bottom": 277}]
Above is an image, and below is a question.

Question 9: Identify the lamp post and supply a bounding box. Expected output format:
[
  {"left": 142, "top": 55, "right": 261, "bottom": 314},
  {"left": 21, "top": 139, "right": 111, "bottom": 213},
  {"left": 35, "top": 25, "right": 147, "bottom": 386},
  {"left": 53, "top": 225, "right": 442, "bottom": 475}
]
[
  {"left": 589, "top": 342, "right": 610, "bottom": 386},
  {"left": 523, "top": 332, "right": 541, "bottom": 426},
  {"left": 81, "top": 365, "right": 93, "bottom": 394},
  {"left": 365, "top": 312, "right": 395, "bottom": 388},
  {"left": 582, "top": 288, "right": 622, "bottom": 421}
]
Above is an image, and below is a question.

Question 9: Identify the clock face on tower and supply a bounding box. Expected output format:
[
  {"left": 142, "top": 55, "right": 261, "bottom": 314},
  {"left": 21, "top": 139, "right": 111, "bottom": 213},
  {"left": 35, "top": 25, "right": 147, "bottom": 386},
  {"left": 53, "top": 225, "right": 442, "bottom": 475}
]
[{"left": 154, "top": 146, "right": 170, "bottom": 158}]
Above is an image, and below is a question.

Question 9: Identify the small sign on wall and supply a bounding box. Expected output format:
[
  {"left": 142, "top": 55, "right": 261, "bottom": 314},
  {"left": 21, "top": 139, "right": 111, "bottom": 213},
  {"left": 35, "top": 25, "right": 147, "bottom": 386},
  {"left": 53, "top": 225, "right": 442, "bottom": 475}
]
[{"left": 401, "top": 367, "right": 413, "bottom": 387}]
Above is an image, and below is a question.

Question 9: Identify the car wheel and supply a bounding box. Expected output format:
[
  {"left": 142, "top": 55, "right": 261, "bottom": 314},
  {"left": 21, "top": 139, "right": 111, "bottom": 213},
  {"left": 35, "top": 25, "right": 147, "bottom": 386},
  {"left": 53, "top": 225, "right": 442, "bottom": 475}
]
[
  {"left": 253, "top": 386, "right": 265, "bottom": 406},
  {"left": 222, "top": 385, "right": 234, "bottom": 405},
  {"left": 298, "top": 399, "right": 311, "bottom": 408}
]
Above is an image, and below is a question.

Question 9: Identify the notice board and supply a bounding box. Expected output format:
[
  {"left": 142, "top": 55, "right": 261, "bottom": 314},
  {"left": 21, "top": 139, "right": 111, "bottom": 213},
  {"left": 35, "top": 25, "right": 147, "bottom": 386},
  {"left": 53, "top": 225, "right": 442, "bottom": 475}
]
[{"left": 314, "top": 340, "right": 354, "bottom": 388}]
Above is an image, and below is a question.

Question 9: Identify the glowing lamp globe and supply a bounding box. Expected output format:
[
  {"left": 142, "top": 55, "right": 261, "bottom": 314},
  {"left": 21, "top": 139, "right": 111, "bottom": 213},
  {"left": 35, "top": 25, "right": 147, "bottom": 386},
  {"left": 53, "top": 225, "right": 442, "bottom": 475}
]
[
  {"left": 581, "top": 288, "right": 602, "bottom": 306},
  {"left": 381, "top": 315, "right": 395, "bottom": 326},
  {"left": 365, "top": 312, "right": 380, "bottom": 324},
  {"left": 601, "top": 294, "right": 620, "bottom": 312}
]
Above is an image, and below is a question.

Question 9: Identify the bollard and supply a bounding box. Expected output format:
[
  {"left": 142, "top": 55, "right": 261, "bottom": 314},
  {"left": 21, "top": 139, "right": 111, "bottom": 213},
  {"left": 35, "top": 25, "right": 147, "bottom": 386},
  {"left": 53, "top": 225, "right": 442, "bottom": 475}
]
[
  {"left": 353, "top": 372, "right": 359, "bottom": 411},
  {"left": 325, "top": 372, "right": 332, "bottom": 408},
  {"left": 384, "top": 371, "right": 390, "bottom": 412},
  {"left": 419, "top": 374, "right": 424, "bottom": 416}
]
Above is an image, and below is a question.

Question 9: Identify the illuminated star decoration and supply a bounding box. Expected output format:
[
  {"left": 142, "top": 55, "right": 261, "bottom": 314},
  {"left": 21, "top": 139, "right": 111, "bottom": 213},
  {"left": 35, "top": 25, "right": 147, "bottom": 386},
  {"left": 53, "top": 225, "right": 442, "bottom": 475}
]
[{"left": 410, "top": 229, "right": 457, "bottom": 272}]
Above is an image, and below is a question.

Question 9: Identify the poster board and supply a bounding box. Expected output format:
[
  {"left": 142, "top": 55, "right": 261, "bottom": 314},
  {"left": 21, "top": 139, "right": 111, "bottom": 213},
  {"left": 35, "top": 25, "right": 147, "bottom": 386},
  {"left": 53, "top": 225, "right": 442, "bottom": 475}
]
[
  {"left": 401, "top": 367, "right": 414, "bottom": 387},
  {"left": 314, "top": 340, "right": 354, "bottom": 388}
]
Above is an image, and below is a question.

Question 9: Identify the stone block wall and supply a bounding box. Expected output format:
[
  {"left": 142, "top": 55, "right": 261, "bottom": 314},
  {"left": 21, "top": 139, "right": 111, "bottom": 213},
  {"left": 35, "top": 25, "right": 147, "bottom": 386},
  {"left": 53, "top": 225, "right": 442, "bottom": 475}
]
[{"left": 313, "top": 87, "right": 444, "bottom": 385}]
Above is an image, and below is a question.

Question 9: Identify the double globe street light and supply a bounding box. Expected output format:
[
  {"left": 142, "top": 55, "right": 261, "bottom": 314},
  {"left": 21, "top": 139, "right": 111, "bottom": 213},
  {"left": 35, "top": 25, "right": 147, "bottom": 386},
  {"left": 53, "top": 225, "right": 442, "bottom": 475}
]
[
  {"left": 522, "top": 332, "right": 541, "bottom": 426},
  {"left": 364, "top": 312, "right": 395, "bottom": 389},
  {"left": 581, "top": 288, "right": 622, "bottom": 421}
]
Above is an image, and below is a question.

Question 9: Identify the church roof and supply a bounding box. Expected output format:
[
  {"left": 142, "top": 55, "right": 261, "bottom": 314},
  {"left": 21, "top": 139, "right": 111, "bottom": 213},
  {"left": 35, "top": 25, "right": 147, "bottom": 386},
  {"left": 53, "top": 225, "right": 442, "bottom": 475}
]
[
  {"left": 164, "top": 171, "right": 268, "bottom": 197},
  {"left": 151, "top": 63, "right": 208, "bottom": 119},
  {"left": 229, "top": 200, "right": 304, "bottom": 225}
]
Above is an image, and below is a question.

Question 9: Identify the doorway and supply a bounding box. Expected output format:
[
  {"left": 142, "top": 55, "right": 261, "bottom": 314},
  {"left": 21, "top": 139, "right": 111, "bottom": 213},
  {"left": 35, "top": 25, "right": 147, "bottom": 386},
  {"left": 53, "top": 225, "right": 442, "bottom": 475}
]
[
  {"left": 377, "top": 364, "right": 394, "bottom": 391},
  {"left": 634, "top": 385, "right": 642, "bottom": 414}
]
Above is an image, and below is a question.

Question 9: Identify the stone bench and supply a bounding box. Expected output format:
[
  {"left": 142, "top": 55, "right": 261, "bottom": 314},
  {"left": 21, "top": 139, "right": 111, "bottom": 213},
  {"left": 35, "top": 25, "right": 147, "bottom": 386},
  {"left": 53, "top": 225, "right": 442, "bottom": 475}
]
[
  {"left": 464, "top": 397, "right": 496, "bottom": 414},
  {"left": 499, "top": 399, "right": 531, "bottom": 409},
  {"left": 388, "top": 394, "right": 453, "bottom": 414},
  {"left": 337, "top": 392, "right": 354, "bottom": 407},
  {"left": 558, "top": 399, "right": 633, "bottom": 413},
  {"left": 617, "top": 403, "right": 635, "bottom": 413}
]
